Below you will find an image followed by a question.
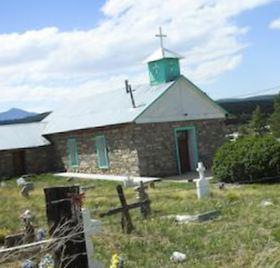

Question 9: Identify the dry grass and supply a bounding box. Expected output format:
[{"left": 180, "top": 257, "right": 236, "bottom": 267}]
[{"left": 1, "top": 174, "right": 280, "bottom": 267}]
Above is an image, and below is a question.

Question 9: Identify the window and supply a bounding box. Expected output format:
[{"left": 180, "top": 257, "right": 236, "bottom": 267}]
[
  {"left": 95, "top": 135, "right": 109, "bottom": 168},
  {"left": 67, "top": 138, "right": 79, "bottom": 167}
]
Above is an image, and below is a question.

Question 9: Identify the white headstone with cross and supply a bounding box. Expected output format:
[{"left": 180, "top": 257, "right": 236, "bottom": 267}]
[
  {"left": 196, "top": 162, "right": 209, "bottom": 199},
  {"left": 82, "top": 208, "right": 102, "bottom": 268}
]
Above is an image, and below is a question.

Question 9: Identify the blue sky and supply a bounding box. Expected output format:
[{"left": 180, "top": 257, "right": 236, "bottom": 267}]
[
  {"left": 208, "top": 1, "right": 280, "bottom": 98},
  {"left": 0, "top": 0, "right": 279, "bottom": 112},
  {"left": 0, "top": 0, "right": 104, "bottom": 32}
]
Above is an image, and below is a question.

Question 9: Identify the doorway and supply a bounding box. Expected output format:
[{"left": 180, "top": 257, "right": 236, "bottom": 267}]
[
  {"left": 13, "top": 150, "right": 26, "bottom": 176},
  {"left": 174, "top": 127, "right": 198, "bottom": 174}
]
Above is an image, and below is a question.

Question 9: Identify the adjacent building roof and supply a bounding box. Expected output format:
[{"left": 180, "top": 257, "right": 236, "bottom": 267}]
[
  {"left": 145, "top": 47, "right": 184, "bottom": 62},
  {"left": 43, "top": 81, "right": 175, "bottom": 135},
  {"left": 0, "top": 122, "right": 50, "bottom": 151},
  {"left": 0, "top": 111, "right": 51, "bottom": 126}
]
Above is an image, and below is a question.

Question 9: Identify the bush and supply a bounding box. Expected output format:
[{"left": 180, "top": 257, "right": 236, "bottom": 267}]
[{"left": 213, "top": 136, "right": 280, "bottom": 183}]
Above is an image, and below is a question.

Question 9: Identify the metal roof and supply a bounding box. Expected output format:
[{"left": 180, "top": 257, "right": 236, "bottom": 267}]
[
  {"left": 0, "top": 122, "right": 50, "bottom": 151},
  {"left": 43, "top": 81, "right": 175, "bottom": 135},
  {"left": 145, "top": 48, "right": 184, "bottom": 63}
]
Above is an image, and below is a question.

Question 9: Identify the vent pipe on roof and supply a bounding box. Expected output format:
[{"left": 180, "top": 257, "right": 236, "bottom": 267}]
[
  {"left": 129, "top": 85, "right": 136, "bottom": 108},
  {"left": 124, "top": 80, "right": 136, "bottom": 108},
  {"left": 125, "top": 80, "right": 129, "bottom": 93}
]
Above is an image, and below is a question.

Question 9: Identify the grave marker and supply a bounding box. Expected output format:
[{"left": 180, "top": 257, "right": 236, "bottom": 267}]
[
  {"left": 196, "top": 162, "right": 209, "bottom": 199},
  {"left": 82, "top": 208, "right": 101, "bottom": 268},
  {"left": 44, "top": 185, "right": 89, "bottom": 268},
  {"left": 100, "top": 185, "right": 151, "bottom": 233},
  {"left": 134, "top": 181, "right": 151, "bottom": 218}
]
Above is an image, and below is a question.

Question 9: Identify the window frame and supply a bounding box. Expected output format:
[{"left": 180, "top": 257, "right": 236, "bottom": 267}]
[
  {"left": 67, "top": 138, "right": 79, "bottom": 168},
  {"left": 94, "top": 135, "right": 109, "bottom": 169}
]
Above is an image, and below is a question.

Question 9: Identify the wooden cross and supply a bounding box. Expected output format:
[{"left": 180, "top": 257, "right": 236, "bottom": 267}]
[
  {"left": 155, "top": 26, "right": 167, "bottom": 57},
  {"left": 100, "top": 185, "right": 150, "bottom": 234}
]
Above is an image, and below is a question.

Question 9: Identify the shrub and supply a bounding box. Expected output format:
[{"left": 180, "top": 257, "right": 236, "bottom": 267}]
[
  {"left": 213, "top": 136, "right": 280, "bottom": 183},
  {"left": 269, "top": 93, "right": 280, "bottom": 138}
]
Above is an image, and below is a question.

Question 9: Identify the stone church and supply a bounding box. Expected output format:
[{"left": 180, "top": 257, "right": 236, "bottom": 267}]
[{"left": 0, "top": 31, "right": 228, "bottom": 178}]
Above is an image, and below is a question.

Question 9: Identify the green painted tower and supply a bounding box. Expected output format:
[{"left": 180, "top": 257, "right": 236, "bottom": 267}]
[{"left": 146, "top": 27, "right": 183, "bottom": 86}]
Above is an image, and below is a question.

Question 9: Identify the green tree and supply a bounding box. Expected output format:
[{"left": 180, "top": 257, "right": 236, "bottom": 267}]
[
  {"left": 238, "top": 124, "right": 250, "bottom": 136},
  {"left": 269, "top": 93, "right": 280, "bottom": 138},
  {"left": 249, "top": 106, "right": 267, "bottom": 135}
]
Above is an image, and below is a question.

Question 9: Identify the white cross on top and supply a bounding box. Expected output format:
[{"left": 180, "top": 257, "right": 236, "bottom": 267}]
[{"left": 155, "top": 26, "right": 167, "bottom": 57}]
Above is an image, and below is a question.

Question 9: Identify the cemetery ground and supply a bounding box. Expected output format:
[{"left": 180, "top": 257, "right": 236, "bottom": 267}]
[{"left": 1, "top": 175, "right": 280, "bottom": 267}]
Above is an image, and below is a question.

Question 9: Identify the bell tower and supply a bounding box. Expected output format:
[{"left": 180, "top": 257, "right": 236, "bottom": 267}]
[{"left": 146, "top": 27, "right": 183, "bottom": 86}]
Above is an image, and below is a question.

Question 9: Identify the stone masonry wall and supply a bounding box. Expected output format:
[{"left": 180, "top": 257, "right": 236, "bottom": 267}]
[
  {"left": 0, "top": 151, "right": 14, "bottom": 178},
  {"left": 25, "top": 145, "right": 56, "bottom": 174},
  {"left": 0, "top": 145, "right": 54, "bottom": 178},
  {"left": 47, "top": 124, "right": 140, "bottom": 176},
  {"left": 47, "top": 119, "right": 225, "bottom": 178},
  {"left": 133, "top": 119, "right": 226, "bottom": 177}
]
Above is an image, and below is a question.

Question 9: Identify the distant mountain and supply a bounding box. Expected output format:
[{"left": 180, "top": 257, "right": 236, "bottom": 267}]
[
  {"left": 217, "top": 94, "right": 278, "bottom": 124},
  {"left": 0, "top": 111, "right": 51, "bottom": 126},
  {"left": 218, "top": 94, "right": 277, "bottom": 103},
  {"left": 0, "top": 108, "right": 37, "bottom": 122}
]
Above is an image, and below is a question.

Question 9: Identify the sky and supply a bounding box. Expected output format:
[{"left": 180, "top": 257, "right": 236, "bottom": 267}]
[{"left": 0, "top": 0, "right": 279, "bottom": 112}]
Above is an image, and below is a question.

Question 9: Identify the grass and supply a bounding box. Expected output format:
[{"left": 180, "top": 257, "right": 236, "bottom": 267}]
[{"left": 1, "top": 174, "right": 280, "bottom": 267}]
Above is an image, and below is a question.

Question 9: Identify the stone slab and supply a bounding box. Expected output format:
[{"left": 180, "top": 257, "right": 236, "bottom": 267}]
[{"left": 54, "top": 172, "right": 161, "bottom": 184}]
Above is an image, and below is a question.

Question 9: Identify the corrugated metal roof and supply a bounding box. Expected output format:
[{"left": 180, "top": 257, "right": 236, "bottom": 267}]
[
  {"left": 145, "top": 48, "right": 184, "bottom": 63},
  {"left": 43, "top": 81, "right": 175, "bottom": 135},
  {"left": 0, "top": 122, "right": 50, "bottom": 151}
]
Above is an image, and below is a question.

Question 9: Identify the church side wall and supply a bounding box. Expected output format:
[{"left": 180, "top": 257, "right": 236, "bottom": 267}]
[
  {"left": 46, "top": 124, "right": 140, "bottom": 176},
  {"left": 25, "top": 145, "right": 56, "bottom": 174},
  {"left": 0, "top": 145, "right": 54, "bottom": 179},
  {"left": 133, "top": 119, "right": 226, "bottom": 177},
  {"left": 0, "top": 151, "right": 14, "bottom": 178}
]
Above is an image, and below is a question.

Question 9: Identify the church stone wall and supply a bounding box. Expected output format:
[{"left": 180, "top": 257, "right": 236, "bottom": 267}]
[
  {"left": 46, "top": 124, "right": 140, "bottom": 176},
  {"left": 133, "top": 119, "right": 226, "bottom": 177},
  {"left": 46, "top": 119, "right": 225, "bottom": 178},
  {"left": 0, "top": 145, "right": 54, "bottom": 179},
  {"left": 0, "top": 151, "right": 14, "bottom": 178},
  {"left": 25, "top": 145, "right": 56, "bottom": 174}
]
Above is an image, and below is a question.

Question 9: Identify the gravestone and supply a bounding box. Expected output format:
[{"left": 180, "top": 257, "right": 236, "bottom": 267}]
[
  {"left": 21, "top": 183, "right": 34, "bottom": 198},
  {"left": 196, "top": 162, "right": 209, "bottom": 199},
  {"left": 134, "top": 181, "right": 151, "bottom": 218},
  {"left": 44, "top": 186, "right": 89, "bottom": 268},
  {"left": 82, "top": 208, "right": 101, "bottom": 268}
]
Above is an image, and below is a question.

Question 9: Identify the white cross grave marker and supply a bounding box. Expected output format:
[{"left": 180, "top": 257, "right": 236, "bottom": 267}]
[
  {"left": 196, "top": 162, "right": 209, "bottom": 199},
  {"left": 82, "top": 208, "right": 102, "bottom": 268}
]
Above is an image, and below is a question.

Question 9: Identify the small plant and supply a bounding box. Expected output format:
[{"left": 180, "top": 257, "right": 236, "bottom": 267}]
[
  {"left": 226, "top": 192, "right": 240, "bottom": 202},
  {"left": 213, "top": 136, "right": 280, "bottom": 183}
]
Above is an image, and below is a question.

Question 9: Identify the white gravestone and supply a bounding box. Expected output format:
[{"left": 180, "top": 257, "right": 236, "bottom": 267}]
[
  {"left": 196, "top": 162, "right": 209, "bottom": 199},
  {"left": 82, "top": 208, "right": 102, "bottom": 268},
  {"left": 123, "top": 174, "right": 138, "bottom": 188}
]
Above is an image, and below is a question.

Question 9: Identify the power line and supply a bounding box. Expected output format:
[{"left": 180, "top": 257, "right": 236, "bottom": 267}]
[{"left": 224, "top": 84, "right": 280, "bottom": 99}]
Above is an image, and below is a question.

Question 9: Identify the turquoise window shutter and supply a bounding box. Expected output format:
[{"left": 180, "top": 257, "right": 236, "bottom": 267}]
[
  {"left": 67, "top": 138, "right": 79, "bottom": 167},
  {"left": 95, "top": 135, "right": 109, "bottom": 168}
]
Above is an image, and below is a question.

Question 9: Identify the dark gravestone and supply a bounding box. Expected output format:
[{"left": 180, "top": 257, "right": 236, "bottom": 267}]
[{"left": 44, "top": 186, "right": 89, "bottom": 268}]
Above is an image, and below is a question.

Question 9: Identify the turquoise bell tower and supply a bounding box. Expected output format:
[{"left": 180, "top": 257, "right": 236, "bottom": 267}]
[{"left": 146, "top": 27, "right": 183, "bottom": 86}]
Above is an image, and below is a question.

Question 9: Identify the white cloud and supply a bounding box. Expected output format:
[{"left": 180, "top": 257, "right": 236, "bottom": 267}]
[
  {"left": 269, "top": 17, "right": 280, "bottom": 29},
  {"left": 0, "top": 0, "right": 273, "bottom": 112}
]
